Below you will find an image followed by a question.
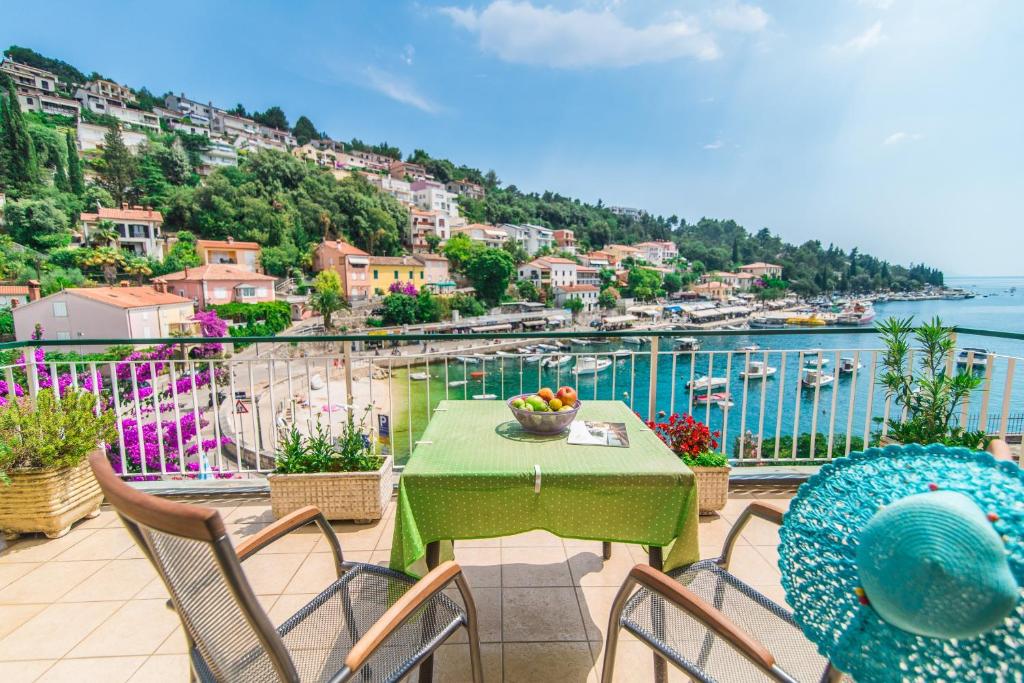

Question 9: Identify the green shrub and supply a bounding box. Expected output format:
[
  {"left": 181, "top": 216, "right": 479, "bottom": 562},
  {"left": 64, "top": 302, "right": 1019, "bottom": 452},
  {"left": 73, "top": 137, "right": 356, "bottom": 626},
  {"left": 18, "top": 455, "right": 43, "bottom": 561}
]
[
  {"left": 0, "top": 389, "right": 115, "bottom": 483},
  {"left": 274, "top": 414, "right": 382, "bottom": 474}
]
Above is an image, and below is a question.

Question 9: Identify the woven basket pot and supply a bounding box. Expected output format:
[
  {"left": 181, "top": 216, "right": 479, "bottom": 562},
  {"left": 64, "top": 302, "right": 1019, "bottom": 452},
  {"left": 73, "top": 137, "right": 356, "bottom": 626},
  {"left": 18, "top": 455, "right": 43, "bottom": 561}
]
[
  {"left": 267, "top": 455, "right": 393, "bottom": 523},
  {"left": 0, "top": 454, "right": 104, "bottom": 539},
  {"left": 692, "top": 465, "right": 730, "bottom": 515}
]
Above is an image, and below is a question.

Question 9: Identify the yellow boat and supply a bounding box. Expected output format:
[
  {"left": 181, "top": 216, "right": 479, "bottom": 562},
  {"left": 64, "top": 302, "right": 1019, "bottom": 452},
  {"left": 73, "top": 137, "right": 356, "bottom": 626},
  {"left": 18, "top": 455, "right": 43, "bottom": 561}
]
[{"left": 786, "top": 315, "right": 826, "bottom": 326}]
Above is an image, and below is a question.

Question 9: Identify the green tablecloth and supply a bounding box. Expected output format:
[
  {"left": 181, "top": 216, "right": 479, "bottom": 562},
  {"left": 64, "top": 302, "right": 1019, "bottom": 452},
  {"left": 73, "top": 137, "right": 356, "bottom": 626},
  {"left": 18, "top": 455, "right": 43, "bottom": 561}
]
[{"left": 389, "top": 400, "right": 700, "bottom": 577}]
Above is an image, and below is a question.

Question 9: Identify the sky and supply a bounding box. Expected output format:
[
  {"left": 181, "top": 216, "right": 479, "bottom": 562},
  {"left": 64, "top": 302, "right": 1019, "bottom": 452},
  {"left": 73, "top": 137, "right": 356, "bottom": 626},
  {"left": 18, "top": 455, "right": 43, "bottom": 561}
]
[{"left": 3, "top": 0, "right": 1021, "bottom": 275}]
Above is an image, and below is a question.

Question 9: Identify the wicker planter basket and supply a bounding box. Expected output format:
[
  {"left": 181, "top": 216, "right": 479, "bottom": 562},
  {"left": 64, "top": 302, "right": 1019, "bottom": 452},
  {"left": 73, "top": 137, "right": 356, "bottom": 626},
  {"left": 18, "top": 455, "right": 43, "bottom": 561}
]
[
  {"left": 692, "top": 465, "right": 730, "bottom": 515},
  {"left": 0, "top": 455, "right": 104, "bottom": 539},
  {"left": 267, "top": 455, "right": 393, "bottom": 523}
]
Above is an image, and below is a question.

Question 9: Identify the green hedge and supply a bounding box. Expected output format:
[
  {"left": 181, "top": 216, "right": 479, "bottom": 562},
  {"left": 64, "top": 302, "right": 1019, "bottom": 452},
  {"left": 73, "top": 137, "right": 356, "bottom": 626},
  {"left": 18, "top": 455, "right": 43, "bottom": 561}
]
[{"left": 209, "top": 302, "right": 292, "bottom": 338}]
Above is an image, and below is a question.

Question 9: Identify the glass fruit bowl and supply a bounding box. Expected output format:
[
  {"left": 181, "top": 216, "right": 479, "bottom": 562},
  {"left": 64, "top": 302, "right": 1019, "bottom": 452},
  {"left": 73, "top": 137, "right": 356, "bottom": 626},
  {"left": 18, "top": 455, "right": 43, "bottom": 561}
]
[{"left": 506, "top": 393, "right": 581, "bottom": 435}]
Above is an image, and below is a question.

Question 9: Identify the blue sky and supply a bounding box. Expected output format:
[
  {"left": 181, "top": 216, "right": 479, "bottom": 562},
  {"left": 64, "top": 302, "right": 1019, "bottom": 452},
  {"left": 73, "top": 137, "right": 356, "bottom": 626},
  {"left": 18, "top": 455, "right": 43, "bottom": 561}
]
[{"left": 4, "top": 1, "right": 1021, "bottom": 275}]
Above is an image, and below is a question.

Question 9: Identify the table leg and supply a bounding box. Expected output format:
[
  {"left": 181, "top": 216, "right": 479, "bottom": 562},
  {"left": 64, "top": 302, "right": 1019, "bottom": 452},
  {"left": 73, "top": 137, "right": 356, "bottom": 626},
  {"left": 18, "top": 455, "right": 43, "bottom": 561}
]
[
  {"left": 419, "top": 541, "right": 442, "bottom": 683},
  {"left": 649, "top": 546, "right": 666, "bottom": 683},
  {"left": 602, "top": 541, "right": 612, "bottom": 560}
]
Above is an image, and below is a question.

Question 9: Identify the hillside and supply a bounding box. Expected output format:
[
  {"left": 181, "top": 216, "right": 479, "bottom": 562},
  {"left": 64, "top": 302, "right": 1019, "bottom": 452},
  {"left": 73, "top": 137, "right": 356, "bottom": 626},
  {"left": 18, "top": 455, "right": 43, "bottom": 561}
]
[{"left": 0, "top": 45, "right": 942, "bottom": 295}]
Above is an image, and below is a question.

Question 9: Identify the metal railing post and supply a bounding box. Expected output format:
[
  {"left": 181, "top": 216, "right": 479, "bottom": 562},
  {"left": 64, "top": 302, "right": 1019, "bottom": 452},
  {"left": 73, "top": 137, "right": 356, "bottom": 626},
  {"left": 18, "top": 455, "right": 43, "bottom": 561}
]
[
  {"left": 647, "top": 336, "right": 659, "bottom": 420},
  {"left": 343, "top": 340, "right": 354, "bottom": 405}
]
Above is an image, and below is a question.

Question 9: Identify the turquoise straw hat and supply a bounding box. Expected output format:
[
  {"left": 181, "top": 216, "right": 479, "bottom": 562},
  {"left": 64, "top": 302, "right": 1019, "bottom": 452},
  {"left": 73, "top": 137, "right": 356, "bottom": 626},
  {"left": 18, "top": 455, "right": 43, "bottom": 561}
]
[{"left": 778, "top": 443, "right": 1024, "bottom": 682}]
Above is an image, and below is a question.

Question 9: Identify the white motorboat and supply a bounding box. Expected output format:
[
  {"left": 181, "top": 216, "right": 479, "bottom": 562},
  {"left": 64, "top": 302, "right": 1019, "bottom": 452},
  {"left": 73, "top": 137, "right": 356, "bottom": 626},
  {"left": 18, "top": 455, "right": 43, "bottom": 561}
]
[
  {"left": 956, "top": 347, "right": 989, "bottom": 369},
  {"left": 571, "top": 338, "right": 592, "bottom": 346},
  {"left": 454, "top": 355, "right": 480, "bottom": 364},
  {"left": 572, "top": 357, "right": 613, "bottom": 375},
  {"left": 543, "top": 354, "right": 573, "bottom": 368},
  {"left": 803, "top": 352, "right": 830, "bottom": 365},
  {"left": 611, "top": 350, "right": 632, "bottom": 358},
  {"left": 622, "top": 337, "right": 647, "bottom": 345},
  {"left": 410, "top": 372, "right": 429, "bottom": 381},
  {"left": 524, "top": 354, "right": 543, "bottom": 364},
  {"left": 535, "top": 343, "right": 560, "bottom": 352},
  {"left": 739, "top": 344, "right": 760, "bottom": 352},
  {"left": 448, "top": 380, "right": 468, "bottom": 387},
  {"left": 838, "top": 357, "right": 863, "bottom": 374},
  {"left": 801, "top": 368, "right": 835, "bottom": 388},
  {"left": 740, "top": 361, "right": 777, "bottom": 379},
  {"left": 472, "top": 394, "right": 498, "bottom": 400},
  {"left": 687, "top": 375, "right": 728, "bottom": 391},
  {"left": 749, "top": 317, "right": 785, "bottom": 329},
  {"left": 715, "top": 399, "right": 735, "bottom": 409},
  {"left": 516, "top": 347, "right": 532, "bottom": 354},
  {"left": 674, "top": 337, "right": 701, "bottom": 351},
  {"left": 496, "top": 351, "right": 517, "bottom": 357}
]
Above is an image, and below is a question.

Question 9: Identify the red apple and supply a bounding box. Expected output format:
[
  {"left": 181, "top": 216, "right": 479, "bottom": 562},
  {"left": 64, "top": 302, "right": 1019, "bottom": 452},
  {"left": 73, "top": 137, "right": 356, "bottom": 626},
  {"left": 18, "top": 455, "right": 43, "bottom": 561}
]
[{"left": 555, "top": 386, "right": 577, "bottom": 407}]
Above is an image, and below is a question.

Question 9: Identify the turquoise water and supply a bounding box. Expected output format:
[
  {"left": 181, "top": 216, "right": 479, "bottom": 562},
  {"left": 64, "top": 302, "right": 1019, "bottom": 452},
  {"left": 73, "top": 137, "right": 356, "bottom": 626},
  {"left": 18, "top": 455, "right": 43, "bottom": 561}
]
[{"left": 393, "top": 277, "right": 1024, "bottom": 462}]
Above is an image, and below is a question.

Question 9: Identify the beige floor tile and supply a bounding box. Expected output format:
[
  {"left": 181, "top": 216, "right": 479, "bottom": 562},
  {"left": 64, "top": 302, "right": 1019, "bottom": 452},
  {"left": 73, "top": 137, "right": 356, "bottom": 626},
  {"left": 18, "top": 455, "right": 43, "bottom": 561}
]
[
  {"left": 504, "top": 641, "right": 597, "bottom": 683},
  {"left": 220, "top": 504, "right": 277, "bottom": 526},
  {"left": 0, "top": 559, "right": 108, "bottom": 605},
  {"left": 76, "top": 508, "right": 123, "bottom": 530},
  {"left": 128, "top": 654, "right": 191, "bottom": 682},
  {"left": 757, "top": 496, "right": 793, "bottom": 512},
  {"left": 328, "top": 523, "right": 387, "bottom": 552},
  {"left": 244, "top": 529, "right": 320, "bottom": 555},
  {"left": 739, "top": 516, "right": 782, "bottom": 547},
  {"left": 500, "top": 530, "right": 564, "bottom": 547},
  {"left": 240, "top": 552, "right": 307, "bottom": 595},
  {"left": 717, "top": 495, "right": 758, "bottom": 522},
  {"left": 63, "top": 559, "right": 157, "bottom": 602},
  {"left": 452, "top": 547, "right": 502, "bottom": 588},
  {"left": 589, "top": 640, "right": 690, "bottom": 682},
  {"left": 36, "top": 655, "right": 146, "bottom": 683},
  {"left": 117, "top": 543, "right": 147, "bottom": 560},
  {"left": 283, "top": 552, "right": 341, "bottom": 594},
  {"left": 0, "top": 530, "right": 97, "bottom": 564},
  {"left": 267, "top": 592, "right": 317, "bottom": 625},
  {"left": 154, "top": 627, "right": 188, "bottom": 655},
  {"left": 0, "top": 659, "right": 55, "bottom": 683},
  {"left": 134, "top": 577, "right": 169, "bottom": 600},
  {"left": 501, "top": 547, "right": 571, "bottom": 587},
  {"left": 575, "top": 586, "right": 636, "bottom": 643},
  {"left": 54, "top": 528, "right": 136, "bottom": 562},
  {"left": 409, "top": 642, "right": 502, "bottom": 682},
  {"left": 724, "top": 546, "right": 781, "bottom": 587},
  {"left": 368, "top": 549, "right": 394, "bottom": 568},
  {"left": 455, "top": 537, "right": 502, "bottom": 549},
  {"left": 566, "top": 546, "right": 634, "bottom": 587},
  {"left": 372, "top": 517, "right": 396, "bottom": 551},
  {"left": 0, "top": 604, "right": 47, "bottom": 640},
  {"left": 448, "top": 586, "right": 502, "bottom": 643},
  {"left": 753, "top": 543, "right": 780, "bottom": 568},
  {"left": 0, "top": 600, "right": 122, "bottom": 660},
  {"left": 695, "top": 515, "right": 740, "bottom": 549},
  {"left": 0, "top": 562, "right": 40, "bottom": 591},
  {"left": 502, "top": 587, "right": 586, "bottom": 642},
  {"left": 68, "top": 598, "right": 180, "bottom": 658}
]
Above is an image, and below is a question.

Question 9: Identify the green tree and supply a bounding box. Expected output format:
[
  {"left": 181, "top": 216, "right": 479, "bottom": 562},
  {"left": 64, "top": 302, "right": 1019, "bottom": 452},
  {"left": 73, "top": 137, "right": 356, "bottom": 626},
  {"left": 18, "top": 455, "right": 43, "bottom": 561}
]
[
  {"left": 465, "top": 249, "right": 514, "bottom": 306},
  {"left": 65, "top": 130, "right": 83, "bottom": 194},
  {"left": 381, "top": 292, "right": 418, "bottom": 325},
  {"left": 415, "top": 288, "right": 442, "bottom": 323},
  {"left": 88, "top": 219, "right": 120, "bottom": 248},
  {"left": 157, "top": 230, "right": 201, "bottom": 274},
  {"left": 516, "top": 279, "right": 539, "bottom": 302},
  {"left": 663, "top": 271, "right": 683, "bottom": 295},
  {"left": 97, "top": 127, "right": 137, "bottom": 205},
  {"left": 424, "top": 233, "right": 442, "bottom": 254},
  {"left": 252, "top": 105, "right": 288, "bottom": 130},
  {"left": 292, "top": 115, "right": 318, "bottom": 145},
  {"left": 442, "top": 233, "right": 481, "bottom": 272},
  {"left": 598, "top": 268, "right": 617, "bottom": 289},
  {"left": 310, "top": 269, "right": 347, "bottom": 329},
  {"left": 1, "top": 81, "right": 40, "bottom": 188},
  {"left": 501, "top": 238, "right": 529, "bottom": 265},
  {"left": 627, "top": 267, "right": 663, "bottom": 301},
  {"left": 78, "top": 246, "right": 127, "bottom": 285},
  {"left": 4, "top": 197, "right": 70, "bottom": 250},
  {"left": 565, "top": 297, "right": 584, "bottom": 320},
  {"left": 598, "top": 287, "right": 619, "bottom": 310}
]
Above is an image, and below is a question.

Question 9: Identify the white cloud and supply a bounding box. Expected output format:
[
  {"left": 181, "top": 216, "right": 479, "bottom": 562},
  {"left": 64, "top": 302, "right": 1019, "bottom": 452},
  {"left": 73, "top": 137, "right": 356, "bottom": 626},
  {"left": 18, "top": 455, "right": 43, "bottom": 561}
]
[
  {"left": 857, "top": 0, "right": 894, "bottom": 9},
  {"left": 883, "top": 131, "right": 923, "bottom": 145},
  {"left": 710, "top": 3, "right": 769, "bottom": 32},
  {"left": 402, "top": 45, "right": 415, "bottom": 66},
  {"left": 836, "top": 21, "right": 885, "bottom": 53},
  {"left": 703, "top": 140, "right": 724, "bottom": 149},
  {"left": 440, "top": 1, "right": 720, "bottom": 68},
  {"left": 363, "top": 67, "right": 440, "bottom": 113}
]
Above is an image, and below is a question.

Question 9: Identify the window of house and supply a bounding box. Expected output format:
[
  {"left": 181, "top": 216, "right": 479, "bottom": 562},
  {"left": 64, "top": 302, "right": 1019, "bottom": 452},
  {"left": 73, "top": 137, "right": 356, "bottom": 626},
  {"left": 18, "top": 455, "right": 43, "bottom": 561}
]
[
  {"left": 393, "top": 271, "right": 399, "bottom": 279},
  {"left": 238, "top": 287, "right": 256, "bottom": 298},
  {"left": 373, "top": 270, "right": 379, "bottom": 279},
  {"left": 26, "top": 97, "right": 34, "bottom": 105},
  {"left": 56, "top": 331, "right": 70, "bottom": 340},
  {"left": 52, "top": 301, "right": 67, "bottom": 317},
  {"left": 419, "top": 272, "right": 424, "bottom": 279}
]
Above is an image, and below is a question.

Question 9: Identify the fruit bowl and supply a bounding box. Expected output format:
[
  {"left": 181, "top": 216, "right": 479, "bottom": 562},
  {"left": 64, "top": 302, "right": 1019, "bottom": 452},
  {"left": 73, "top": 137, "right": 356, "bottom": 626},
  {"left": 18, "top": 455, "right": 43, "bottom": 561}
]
[{"left": 507, "top": 393, "right": 582, "bottom": 435}]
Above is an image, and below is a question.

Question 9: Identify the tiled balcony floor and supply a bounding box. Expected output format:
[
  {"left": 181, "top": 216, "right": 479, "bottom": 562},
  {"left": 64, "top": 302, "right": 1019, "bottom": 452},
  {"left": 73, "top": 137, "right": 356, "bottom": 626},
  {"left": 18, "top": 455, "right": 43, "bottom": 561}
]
[{"left": 0, "top": 489, "right": 793, "bottom": 682}]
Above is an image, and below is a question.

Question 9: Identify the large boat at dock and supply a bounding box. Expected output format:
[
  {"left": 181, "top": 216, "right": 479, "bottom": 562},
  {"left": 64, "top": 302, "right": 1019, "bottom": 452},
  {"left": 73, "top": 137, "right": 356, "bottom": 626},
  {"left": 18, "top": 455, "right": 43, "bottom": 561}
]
[{"left": 836, "top": 301, "right": 876, "bottom": 326}]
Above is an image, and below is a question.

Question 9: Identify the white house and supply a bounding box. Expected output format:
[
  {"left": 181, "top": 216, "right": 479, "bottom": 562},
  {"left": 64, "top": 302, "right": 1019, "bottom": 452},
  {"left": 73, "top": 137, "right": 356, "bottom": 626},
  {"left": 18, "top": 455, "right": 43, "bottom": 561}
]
[
  {"left": 410, "top": 180, "right": 460, "bottom": 217},
  {"left": 451, "top": 224, "right": 508, "bottom": 249},
  {"left": 518, "top": 257, "right": 578, "bottom": 289},
  {"left": 78, "top": 205, "right": 166, "bottom": 259},
  {"left": 634, "top": 241, "right": 678, "bottom": 266},
  {"left": 554, "top": 284, "right": 599, "bottom": 312},
  {"left": 500, "top": 224, "right": 554, "bottom": 255},
  {"left": 739, "top": 262, "right": 784, "bottom": 279}
]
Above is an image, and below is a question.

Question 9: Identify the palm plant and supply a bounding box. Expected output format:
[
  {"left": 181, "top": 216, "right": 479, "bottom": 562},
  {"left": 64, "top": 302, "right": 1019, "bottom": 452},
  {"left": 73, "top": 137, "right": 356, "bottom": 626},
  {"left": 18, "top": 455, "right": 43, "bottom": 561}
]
[
  {"left": 78, "top": 246, "right": 127, "bottom": 285},
  {"left": 123, "top": 256, "right": 153, "bottom": 285},
  {"left": 88, "top": 219, "right": 120, "bottom": 248},
  {"left": 876, "top": 316, "right": 985, "bottom": 447}
]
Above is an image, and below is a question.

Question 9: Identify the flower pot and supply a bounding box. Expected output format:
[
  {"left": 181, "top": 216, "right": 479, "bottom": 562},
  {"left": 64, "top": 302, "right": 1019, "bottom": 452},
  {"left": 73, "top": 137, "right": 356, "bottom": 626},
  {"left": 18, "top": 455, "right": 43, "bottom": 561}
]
[
  {"left": 267, "top": 455, "right": 393, "bottom": 523},
  {"left": 691, "top": 465, "right": 730, "bottom": 515},
  {"left": 0, "top": 455, "right": 104, "bottom": 539}
]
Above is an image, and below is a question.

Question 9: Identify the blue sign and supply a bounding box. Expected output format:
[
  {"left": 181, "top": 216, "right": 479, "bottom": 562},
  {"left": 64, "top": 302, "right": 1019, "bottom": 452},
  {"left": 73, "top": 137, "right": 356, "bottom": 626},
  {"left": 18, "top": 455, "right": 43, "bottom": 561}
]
[{"left": 377, "top": 414, "right": 390, "bottom": 439}]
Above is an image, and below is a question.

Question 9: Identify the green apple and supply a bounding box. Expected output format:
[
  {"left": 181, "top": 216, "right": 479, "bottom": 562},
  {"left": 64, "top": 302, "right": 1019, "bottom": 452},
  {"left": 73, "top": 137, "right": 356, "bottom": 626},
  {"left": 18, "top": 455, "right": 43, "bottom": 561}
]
[
  {"left": 511, "top": 398, "right": 526, "bottom": 409},
  {"left": 558, "top": 405, "right": 573, "bottom": 412},
  {"left": 525, "top": 395, "right": 547, "bottom": 411},
  {"left": 522, "top": 404, "right": 535, "bottom": 412}
]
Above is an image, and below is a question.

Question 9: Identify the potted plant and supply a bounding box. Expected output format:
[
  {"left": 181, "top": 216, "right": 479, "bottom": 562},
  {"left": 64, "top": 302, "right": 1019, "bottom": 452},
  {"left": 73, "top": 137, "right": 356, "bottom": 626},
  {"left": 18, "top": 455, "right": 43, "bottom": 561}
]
[
  {"left": 647, "top": 412, "right": 729, "bottom": 515},
  {"left": 267, "top": 410, "right": 391, "bottom": 523},
  {"left": 877, "top": 316, "right": 986, "bottom": 447},
  {"left": 0, "top": 389, "right": 116, "bottom": 539}
]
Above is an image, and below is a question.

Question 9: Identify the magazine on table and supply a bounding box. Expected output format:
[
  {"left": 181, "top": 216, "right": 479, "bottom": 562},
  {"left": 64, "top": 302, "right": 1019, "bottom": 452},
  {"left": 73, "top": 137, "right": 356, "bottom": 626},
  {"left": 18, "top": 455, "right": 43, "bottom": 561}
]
[{"left": 567, "top": 421, "right": 630, "bottom": 447}]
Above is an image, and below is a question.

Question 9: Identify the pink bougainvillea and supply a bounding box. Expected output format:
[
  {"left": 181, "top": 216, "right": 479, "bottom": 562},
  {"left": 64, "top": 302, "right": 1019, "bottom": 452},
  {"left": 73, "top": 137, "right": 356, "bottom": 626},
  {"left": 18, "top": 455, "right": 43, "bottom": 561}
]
[{"left": 388, "top": 281, "right": 418, "bottom": 296}]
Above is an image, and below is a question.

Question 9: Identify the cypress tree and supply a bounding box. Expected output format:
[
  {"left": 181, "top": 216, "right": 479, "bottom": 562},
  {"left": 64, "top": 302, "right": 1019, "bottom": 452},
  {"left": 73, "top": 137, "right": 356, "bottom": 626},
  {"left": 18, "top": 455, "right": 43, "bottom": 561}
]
[
  {"left": 66, "top": 129, "right": 84, "bottom": 194},
  {"left": 98, "top": 126, "right": 137, "bottom": 205},
  {"left": 53, "top": 141, "right": 70, "bottom": 191},
  {"left": 1, "top": 82, "right": 40, "bottom": 188}
]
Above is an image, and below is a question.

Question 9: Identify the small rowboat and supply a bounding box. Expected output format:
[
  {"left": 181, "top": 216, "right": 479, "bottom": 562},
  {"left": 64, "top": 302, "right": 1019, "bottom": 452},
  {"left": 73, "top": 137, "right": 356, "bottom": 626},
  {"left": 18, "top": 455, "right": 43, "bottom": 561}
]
[
  {"left": 472, "top": 394, "right": 497, "bottom": 400},
  {"left": 448, "top": 380, "right": 468, "bottom": 387},
  {"left": 695, "top": 392, "right": 730, "bottom": 404},
  {"left": 470, "top": 371, "right": 486, "bottom": 379}
]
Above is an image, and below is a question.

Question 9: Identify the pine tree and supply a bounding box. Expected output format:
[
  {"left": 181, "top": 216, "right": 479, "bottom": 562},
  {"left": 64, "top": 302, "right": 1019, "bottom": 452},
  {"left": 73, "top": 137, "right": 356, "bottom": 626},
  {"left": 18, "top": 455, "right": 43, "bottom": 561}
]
[
  {"left": 98, "top": 126, "right": 137, "bottom": 205},
  {"left": 1, "top": 82, "right": 41, "bottom": 188},
  {"left": 66, "top": 129, "right": 84, "bottom": 195},
  {"left": 53, "top": 142, "right": 70, "bottom": 192}
]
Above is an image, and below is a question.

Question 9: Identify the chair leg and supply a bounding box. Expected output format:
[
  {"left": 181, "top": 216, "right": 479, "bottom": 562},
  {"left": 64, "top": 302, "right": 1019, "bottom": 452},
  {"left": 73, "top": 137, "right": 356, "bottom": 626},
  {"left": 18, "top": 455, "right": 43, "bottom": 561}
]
[
  {"left": 456, "top": 573, "right": 485, "bottom": 683},
  {"left": 649, "top": 547, "right": 667, "bottom": 683},
  {"left": 418, "top": 541, "right": 443, "bottom": 683},
  {"left": 603, "top": 541, "right": 612, "bottom": 560},
  {"left": 600, "top": 625, "right": 622, "bottom": 683}
]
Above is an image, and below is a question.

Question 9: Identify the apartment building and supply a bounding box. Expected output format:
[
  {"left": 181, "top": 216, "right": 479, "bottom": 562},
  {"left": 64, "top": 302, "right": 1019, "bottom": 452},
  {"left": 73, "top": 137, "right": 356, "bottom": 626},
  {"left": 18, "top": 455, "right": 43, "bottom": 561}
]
[
  {"left": 554, "top": 284, "right": 599, "bottom": 312},
  {"left": 700, "top": 271, "right": 756, "bottom": 289},
  {"left": 409, "top": 210, "right": 450, "bottom": 252},
  {"left": 313, "top": 240, "right": 372, "bottom": 302},
  {"left": 198, "top": 140, "right": 238, "bottom": 174},
  {"left": 576, "top": 266, "right": 600, "bottom": 287},
  {"left": 168, "top": 118, "right": 210, "bottom": 136},
  {"left": 348, "top": 149, "right": 394, "bottom": 173},
  {"left": 518, "top": 257, "right": 578, "bottom": 289},
  {"left": 196, "top": 237, "right": 261, "bottom": 272},
  {"left": 414, "top": 253, "right": 451, "bottom": 285},
  {"left": 691, "top": 281, "right": 735, "bottom": 301},
  {"left": 410, "top": 181, "right": 460, "bottom": 216},
  {"left": 293, "top": 142, "right": 340, "bottom": 167},
  {"left": 157, "top": 264, "right": 276, "bottom": 308},
  {"left": 390, "top": 160, "right": 431, "bottom": 182},
  {"left": 634, "top": 240, "right": 678, "bottom": 265},
  {"left": 0, "top": 61, "right": 81, "bottom": 118},
  {"left": 553, "top": 229, "right": 576, "bottom": 254},
  {"left": 451, "top": 223, "right": 508, "bottom": 249},
  {"left": 76, "top": 122, "right": 149, "bottom": 152},
  {"left": 445, "top": 179, "right": 486, "bottom": 200},
  {"left": 500, "top": 224, "right": 554, "bottom": 255},
  {"left": 162, "top": 93, "right": 217, "bottom": 126},
  {"left": 79, "top": 205, "right": 165, "bottom": 259},
  {"left": 368, "top": 256, "right": 426, "bottom": 296},
  {"left": 608, "top": 206, "right": 646, "bottom": 220},
  {"left": 365, "top": 174, "right": 414, "bottom": 204},
  {"left": 739, "top": 262, "right": 784, "bottom": 279},
  {"left": 580, "top": 251, "right": 614, "bottom": 268}
]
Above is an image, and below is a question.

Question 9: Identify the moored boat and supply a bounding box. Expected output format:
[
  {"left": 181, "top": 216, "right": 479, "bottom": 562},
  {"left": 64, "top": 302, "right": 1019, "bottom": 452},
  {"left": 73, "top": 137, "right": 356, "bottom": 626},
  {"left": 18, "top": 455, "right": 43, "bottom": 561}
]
[
  {"left": 956, "top": 347, "right": 989, "bottom": 368},
  {"left": 572, "top": 357, "right": 613, "bottom": 375},
  {"left": 740, "top": 361, "right": 777, "bottom": 379},
  {"left": 543, "top": 354, "right": 572, "bottom": 368},
  {"left": 687, "top": 375, "right": 728, "bottom": 391},
  {"left": 801, "top": 368, "right": 835, "bottom": 388}
]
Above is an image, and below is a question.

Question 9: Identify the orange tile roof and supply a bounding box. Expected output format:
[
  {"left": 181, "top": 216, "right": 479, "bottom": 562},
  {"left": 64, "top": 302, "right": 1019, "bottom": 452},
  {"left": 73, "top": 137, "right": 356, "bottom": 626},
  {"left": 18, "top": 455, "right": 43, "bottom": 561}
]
[
  {"left": 68, "top": 286, "right": 192, "bottom": 309},
  {"left": 0, "top": 285, "right": 29, "bottom": 295},
  {"left": 80, "top": 206, "right": 163, "bottom": 223},
  {"left": 557, "top": 284, "right": 598, "bottom": 292},
  {"left": 319, "top": 240, "right": 369, "bottom": 257},
  {"left": 368, "top": 255, "right": 424, "bottom": 266},
  {"left": 739, "top": 262, "right": 782, "bottom": 270},
  {"left": 159, "top": 264, "right": 276, "bottom": 282},
  {"left": 196, "top": 239, "right": 261, "bottom": 251},
  {"left": 536, "top": 257, "right": 577, "bottom": 265},
  {"left": 414, "top": 253, "right": 449, "bottom": 262}
]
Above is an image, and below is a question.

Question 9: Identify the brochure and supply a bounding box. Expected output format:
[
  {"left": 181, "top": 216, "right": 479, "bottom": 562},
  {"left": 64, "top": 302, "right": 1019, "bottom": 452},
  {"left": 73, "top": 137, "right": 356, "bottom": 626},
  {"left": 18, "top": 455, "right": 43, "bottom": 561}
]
[{"left": 567, "top": 421, "right": 630, "bottom": 447}]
